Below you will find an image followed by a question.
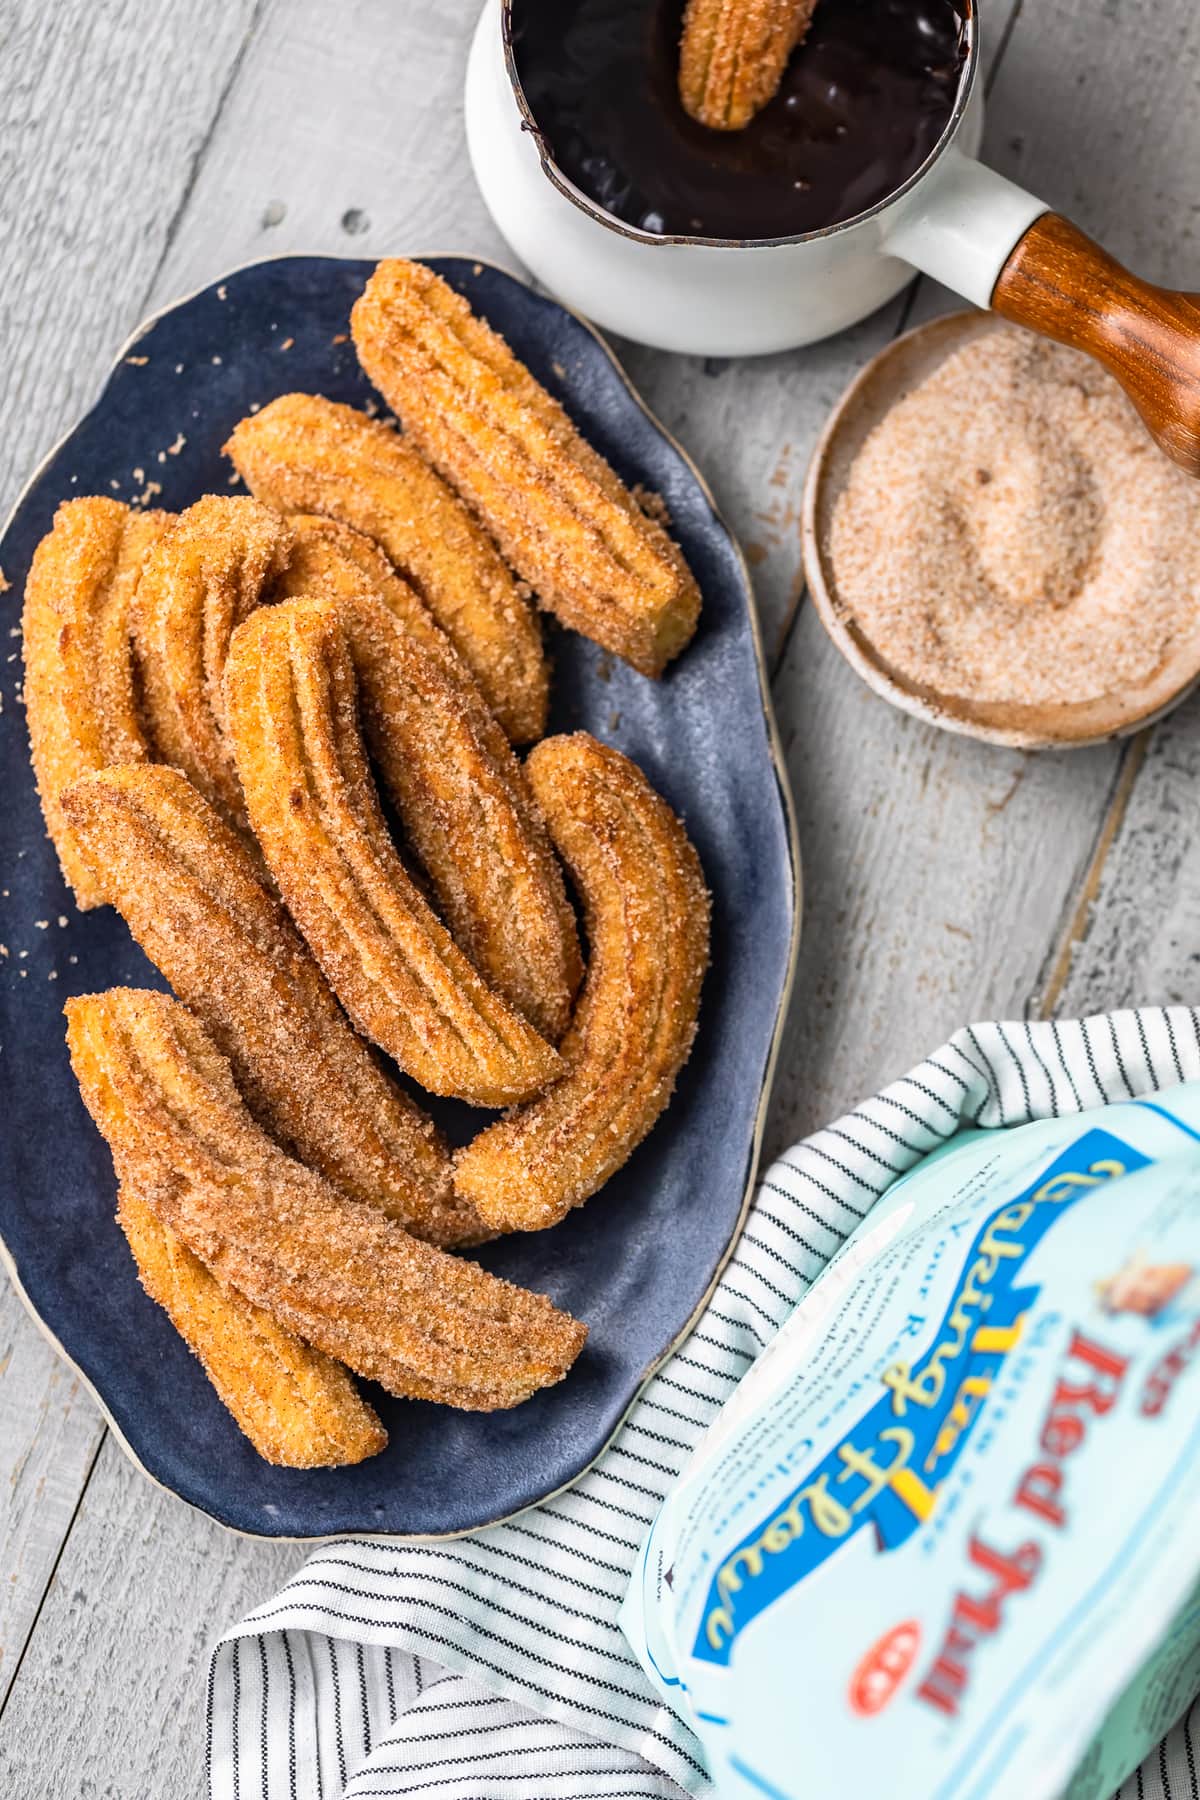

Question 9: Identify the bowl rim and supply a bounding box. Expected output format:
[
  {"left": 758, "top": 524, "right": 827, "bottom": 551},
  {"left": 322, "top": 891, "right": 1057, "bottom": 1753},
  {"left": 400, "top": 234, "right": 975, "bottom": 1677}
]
[{"left": 802, "top": 307, "right": 1200, "bottom": 751}]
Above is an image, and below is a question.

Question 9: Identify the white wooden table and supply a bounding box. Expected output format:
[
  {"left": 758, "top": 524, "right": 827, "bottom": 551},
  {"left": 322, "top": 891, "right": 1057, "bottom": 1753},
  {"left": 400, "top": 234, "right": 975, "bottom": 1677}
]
[{"left": 2, "top": 0, "right": 1199, "bottom": 1789}]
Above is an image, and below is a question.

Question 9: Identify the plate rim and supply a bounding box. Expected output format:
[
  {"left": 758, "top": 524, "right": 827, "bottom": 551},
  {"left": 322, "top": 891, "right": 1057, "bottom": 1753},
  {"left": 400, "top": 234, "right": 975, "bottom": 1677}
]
[{"left": 0, "top": 249, "right": 803, "bottom": 1541}]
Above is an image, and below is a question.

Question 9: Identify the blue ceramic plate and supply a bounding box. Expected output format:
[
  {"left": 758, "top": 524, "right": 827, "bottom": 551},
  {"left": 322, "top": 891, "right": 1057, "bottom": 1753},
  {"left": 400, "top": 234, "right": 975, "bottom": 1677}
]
[{"left": 0, "top": 256, "right": 798, "bottom": 1538}]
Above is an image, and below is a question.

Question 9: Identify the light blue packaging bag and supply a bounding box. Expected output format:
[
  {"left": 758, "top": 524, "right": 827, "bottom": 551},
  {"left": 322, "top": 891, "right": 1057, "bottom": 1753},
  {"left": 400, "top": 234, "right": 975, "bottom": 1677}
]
[{"left": 621, "top": 1085, "right": 1200, "bottom": 1800}]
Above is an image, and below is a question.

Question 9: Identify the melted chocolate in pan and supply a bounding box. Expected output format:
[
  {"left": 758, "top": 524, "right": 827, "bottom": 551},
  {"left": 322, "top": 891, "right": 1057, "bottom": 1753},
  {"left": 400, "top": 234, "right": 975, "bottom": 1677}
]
[{"left": 511, "top": 0, "right": 968, "bottom": 241}]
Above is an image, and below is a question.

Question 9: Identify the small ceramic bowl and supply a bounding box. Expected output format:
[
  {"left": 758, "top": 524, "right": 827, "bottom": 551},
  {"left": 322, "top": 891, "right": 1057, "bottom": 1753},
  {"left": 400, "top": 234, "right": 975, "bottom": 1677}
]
[{"left": 802, "top": 310, "right": 1200, "bottom": 750}]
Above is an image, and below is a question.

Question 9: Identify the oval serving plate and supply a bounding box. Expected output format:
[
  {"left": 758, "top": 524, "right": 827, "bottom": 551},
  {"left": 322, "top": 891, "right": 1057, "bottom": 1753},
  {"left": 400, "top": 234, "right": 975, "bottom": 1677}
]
[{"left": 0, "top": 255, "right": 799, "bottom": 1539}]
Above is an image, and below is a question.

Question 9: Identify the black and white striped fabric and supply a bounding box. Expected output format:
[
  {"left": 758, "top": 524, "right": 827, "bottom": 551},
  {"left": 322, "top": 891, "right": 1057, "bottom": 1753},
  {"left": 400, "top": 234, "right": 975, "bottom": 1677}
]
[{"left": 208, "top": 1009, "right": 1200, "bottom": 1800}]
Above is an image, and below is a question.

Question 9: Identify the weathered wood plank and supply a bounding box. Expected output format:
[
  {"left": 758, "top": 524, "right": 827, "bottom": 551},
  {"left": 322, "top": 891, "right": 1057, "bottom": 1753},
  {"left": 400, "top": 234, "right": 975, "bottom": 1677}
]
[
  {"left": 0, "top": 1435, "right": 298, "bottom": 1799},
  {"left": 763, "top": 0, "right": 1200, "bottom": 1147},
  {"left": 0, "top": 0, "right": 262, "bottom": 1705},
  {"left": 147, "top": 0, "right": 513, "bottom": 309},
  {"left": 0, "top": 1282, "right": 103, "bottom": 1708},
  {"left": 1052, "top": 708, "right": 1200, "bottom": 1017},
  {"left": 987, "top": 0, "right": 1200, "bottom": 1022},
  {"left": 0, "top": 0, "right": 262, "bottom": 524},
  {"left": 762, "top": 629, "right": 1121, "bottom": 1153}
]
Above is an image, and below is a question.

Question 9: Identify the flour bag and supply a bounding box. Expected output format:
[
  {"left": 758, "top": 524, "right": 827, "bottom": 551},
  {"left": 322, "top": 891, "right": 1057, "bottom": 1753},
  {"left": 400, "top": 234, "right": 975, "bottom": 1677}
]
[{"left": 622, "top": 1087, "right": 1200, "bottom": 1799}]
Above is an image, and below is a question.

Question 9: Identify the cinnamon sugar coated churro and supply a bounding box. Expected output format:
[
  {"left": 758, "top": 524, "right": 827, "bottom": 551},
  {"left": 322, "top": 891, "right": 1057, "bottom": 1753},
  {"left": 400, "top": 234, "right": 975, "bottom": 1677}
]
[
  {"left": 224, "top": 393, "right": 548, "bottom": 741},
  {"left": 454, "top": 734, "right": 709, "bottom": 1231},
  {"left": 350, "top": 259, "right": 702, "bottom": 677},
  {"left": 22, "top": 498, "right": 169, "bottom": 906},
  {"left": 67, "top": 989, "right": 587, "bottom": 1410},
  {"left": 225, "top": 597, "right": 564, "bottom": 1105},
  {"left": 678, "top": 0, "right": 820, "bottom": 130},
  {"left": 116, "top": 1185, "right": 387, "bottom": 1467},
  {"left": 275, "top": 512, "right": 463, "bottom": 679},
  {"left": 62, "top": 765, "right": 478, "bottom": 1247},
  {"left": 18, "top": 259, "right": 721, "bottom": 1449},
  {"left": 336, "top": 590, "right": 582, "bottom": 1041},
  {"left": 131, "top": 495, "right": 293, "bottom": 831}
]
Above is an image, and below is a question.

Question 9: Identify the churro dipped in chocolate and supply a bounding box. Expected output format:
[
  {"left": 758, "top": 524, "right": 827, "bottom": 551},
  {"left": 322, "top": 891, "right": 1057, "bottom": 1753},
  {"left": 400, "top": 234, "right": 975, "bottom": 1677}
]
[
  {"left": 350, "top": 259, "right": 702, "bottom": 678},
  {"left": 22, "top": 497, "right": 169, "bottom": 907},
  {"left": 330, "top": 590, "right": 581, "bottom": 1041},
  {"left": 62, "top": 765, "right": 477, "bottom": 1246},
  {"left": 225, "top": 597, "right": 564, "bottom": 1106},
  {"left": 455, "top": 734, "right": 709, "bottom": 1232},
  {"left": 117, "top": 1184, "right": 386, "bottom": 1467},
  {"left": 679, "top": 0, "right": 819, "bottom": 131},
  {"left": 224, "top": 393, "right": 547, "bottom": 742},
  {"left": 131, "top": 495, "right": 293, "bottom": 831},
  {"left": 67, "top": 989, "right": 587, "bottom": 1409}
]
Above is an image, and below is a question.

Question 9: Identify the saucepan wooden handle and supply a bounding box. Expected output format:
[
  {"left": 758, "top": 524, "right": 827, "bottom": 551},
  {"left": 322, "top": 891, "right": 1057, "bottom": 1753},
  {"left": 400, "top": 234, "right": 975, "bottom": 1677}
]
[{"left": 992, "top": 214, "right": 1200, "bottom": 476}]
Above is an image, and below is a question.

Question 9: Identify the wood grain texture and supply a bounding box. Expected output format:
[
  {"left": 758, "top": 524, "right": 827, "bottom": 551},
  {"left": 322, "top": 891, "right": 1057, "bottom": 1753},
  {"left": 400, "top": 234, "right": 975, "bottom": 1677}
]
[
  {"left": 982, "top": 0, "right": 1200, "bottom": 284},
  {"left": 0, "top": 0, "right": 262, "bottom": 525},
  {"left": 1053, "top": 702, "right": 1200, "bottom": 1017},
  {"left": 0, "top": 1282, "right": 104, "bottom": 1709},
  {"left": 147, "top": 0, "right": 513, "bottom": 309},
  {"left": 0, "top": 1435, "right": 297, "bottom": 1800},
  {"left": 762, "top": 616, "right": 1121, "bottom": 1154}
]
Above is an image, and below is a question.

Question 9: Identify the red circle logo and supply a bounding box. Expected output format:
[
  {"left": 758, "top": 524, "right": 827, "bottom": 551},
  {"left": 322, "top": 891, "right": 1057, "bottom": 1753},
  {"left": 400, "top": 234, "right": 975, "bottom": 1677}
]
[{"left": 848, "top": 1621, "right": 922, "bottom": 1716}]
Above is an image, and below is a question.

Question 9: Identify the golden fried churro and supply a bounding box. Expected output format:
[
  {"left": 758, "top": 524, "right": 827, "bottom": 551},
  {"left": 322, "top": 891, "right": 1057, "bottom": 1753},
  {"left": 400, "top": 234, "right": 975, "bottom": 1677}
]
[
  {"left": 68, "top": 990, "right": 586, "bottom": 1409},
  {"left": 316, "top": 590, "right": 582, "bottom": 1041},
  {"left": 224, "top": 393, "right": 547, "bottom": 742},
  {"left": 117, "top": 1184, "right": 386, "bottom": 1467},
  {"left": 350, "top": 260, "right": 702, "bottom": 678},
  {"left": 276, "top": 513, "right": 462, "bottom": 677},
  {"left": 276, "top": 533, "right": 581, "bottom": 1035},
  {"left": 131, "top": 495, "right": 294, "bottom": 830},
  {"left": 22, "top": 497, "right": 169, "bottom": 907},
  {"left": 61, "top": 765, "right": 477, "bottom": 1246},
  {"left": 226, "top": 598, "right": 564, "bottom": 1106},
  {"left": 678, "top": 0, "right": 819, "bottom": 130},
  {"left": 454, "top": 734, "right": 709, "bottom": 1232}
]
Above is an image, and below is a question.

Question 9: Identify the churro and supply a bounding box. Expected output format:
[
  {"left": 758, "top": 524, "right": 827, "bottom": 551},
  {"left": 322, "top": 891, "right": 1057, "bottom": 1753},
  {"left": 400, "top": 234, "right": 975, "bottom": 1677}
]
[
  {"left": 328, "top": 590, "right": 581, "bottom": 1041},
  {"left": 350, "top": 259, "right": 702, "bottom": 677},
  {"left": 454, "top": 734, "right": 709, "bottom": 1231},
  {"left": 225, "top": 598, "right": 564, "bottom": 1106},
  {"left": 131, "top": 495, "right": 293, "bottom": 831},
  {"left": 117, "top": 1184, "right": 386, "bottom": 1467},
  {"left": 678, "top": 0, "right": 819, "bottom": 130},
  {"left": 67, "top": 989, "right": 587, "bottom": 1409},
  {"left": 22, "top": 497, "right": 169, "bottom": 907},
  {"left": 61, "top": 765, "right": 477, "bottom": 1246},
  {"left": 275, "top": 512, "right": 462, "bottom": 678},
  {"left": 224, "top": 393, "right": 547, "bottom": 742}
]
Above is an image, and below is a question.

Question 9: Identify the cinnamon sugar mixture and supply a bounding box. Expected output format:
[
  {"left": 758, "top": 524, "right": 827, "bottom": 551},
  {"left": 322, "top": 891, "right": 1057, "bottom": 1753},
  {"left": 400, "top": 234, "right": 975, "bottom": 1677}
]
[{"left": 829, "top": 327, "right": 1200, "bottom": 707}]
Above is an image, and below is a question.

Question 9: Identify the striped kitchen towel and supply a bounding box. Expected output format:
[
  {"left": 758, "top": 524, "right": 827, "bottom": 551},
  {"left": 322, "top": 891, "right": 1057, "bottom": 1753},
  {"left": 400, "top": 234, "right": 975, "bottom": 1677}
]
[{"left": 208, "top": 1008, "right": 1200, "bottom": 1800}]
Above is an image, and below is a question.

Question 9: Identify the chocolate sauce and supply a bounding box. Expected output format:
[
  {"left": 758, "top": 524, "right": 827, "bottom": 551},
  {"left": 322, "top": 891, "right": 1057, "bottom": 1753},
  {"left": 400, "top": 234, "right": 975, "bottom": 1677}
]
[{"left": 510, "top": 0, "right": 968, "bottom": 241}]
